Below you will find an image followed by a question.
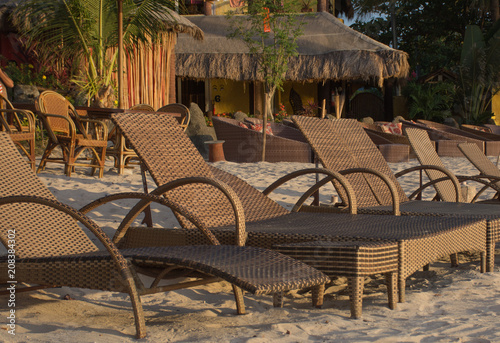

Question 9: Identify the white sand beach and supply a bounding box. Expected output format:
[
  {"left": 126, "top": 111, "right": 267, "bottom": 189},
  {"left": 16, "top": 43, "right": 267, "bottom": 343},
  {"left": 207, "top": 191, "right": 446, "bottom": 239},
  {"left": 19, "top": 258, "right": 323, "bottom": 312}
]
[{"left": 2, "top": 156, "right": 500, "bottom": 342}]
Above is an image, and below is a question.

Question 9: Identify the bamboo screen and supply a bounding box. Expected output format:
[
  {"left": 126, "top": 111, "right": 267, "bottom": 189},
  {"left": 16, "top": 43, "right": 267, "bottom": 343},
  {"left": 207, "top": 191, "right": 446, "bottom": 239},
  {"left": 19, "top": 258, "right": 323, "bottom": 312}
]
[{"left": 111, "top": 32, "right": 177, "bottom": 110}]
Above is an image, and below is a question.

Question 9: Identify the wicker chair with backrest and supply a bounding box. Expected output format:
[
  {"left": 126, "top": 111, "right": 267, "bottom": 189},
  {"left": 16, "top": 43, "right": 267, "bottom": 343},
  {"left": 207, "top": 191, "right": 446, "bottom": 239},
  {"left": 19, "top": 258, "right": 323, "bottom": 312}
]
[
  {"left": 110, "top": 111, "right": 488, "bottom": 307},
  {"left": 0, "top": 93, "right": 36, "bottom": 170},
  {"left": 290, "top": 115, "right": 500, "bottom": 273},
  {"left": 35, "top": 90, "right": 108, "bottom": 177},
  {"left": 289, "top": 87, "right": 305, "bottom": 115},
  {"left": 157, "top": 103, "right": 190, "bottom": 131},
  {"left": 0, "top": 131, "right": 330, "bottom": 338}
]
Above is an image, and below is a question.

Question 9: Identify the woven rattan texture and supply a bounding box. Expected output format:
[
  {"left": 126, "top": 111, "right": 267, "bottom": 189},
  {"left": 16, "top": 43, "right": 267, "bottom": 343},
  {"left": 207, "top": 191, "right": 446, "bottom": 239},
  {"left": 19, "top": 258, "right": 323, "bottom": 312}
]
[
  {"left": 36, "top": 91, "right": 72, "bottom": 134},
  {"left": 458, "top": 143, "right": 500, "bottom": 179},
  {"left": 112, "top": 113, "right": 291, "bottom": 228},
  {"left": 0, "top": 133, "right": 98, "bottom": 257},
  {"left": 404, "top": 128, "right": 458, "bottom": 202},
  {"left": 292, "top": 116, "right": 408, "bottom": 207},
  {"left": 418, "top": 120, "right": 498, "bottom": 155}
]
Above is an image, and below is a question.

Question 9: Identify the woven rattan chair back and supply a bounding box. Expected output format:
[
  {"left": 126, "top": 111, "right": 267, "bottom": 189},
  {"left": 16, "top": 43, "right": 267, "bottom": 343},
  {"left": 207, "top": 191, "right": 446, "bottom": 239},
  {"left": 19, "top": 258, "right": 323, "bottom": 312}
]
[
  {"left": 112, "top": 112, "right": 287, "bottom": 230},
  {"left": 36, "top": 90, "right": 76, "bottom": 136},
  {"left": 404, "top": 127, "right": 459, "bottom": 202},
  {"left": 292, "top": 116, "right": 408, "bottom": 208},
  {"left": 157, "top": 103, "right": 190, "bottom": 131},
  {"left": 130, "top": 104, "right": 155, "bottom": 111},
  {"left": 0, "top": 132, "right": 98, "bottom": 257},
  {"left": 458, "top": 142, "right": 500, "bottom": 178}
]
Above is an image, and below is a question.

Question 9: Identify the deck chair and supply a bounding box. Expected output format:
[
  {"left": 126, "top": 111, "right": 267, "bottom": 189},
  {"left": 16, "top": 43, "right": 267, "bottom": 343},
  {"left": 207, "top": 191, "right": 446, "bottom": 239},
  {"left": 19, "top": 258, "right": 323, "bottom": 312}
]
[
  {"left": 290, "top": 115, "right": 500, "bottom": 273},
  {"left": 35, "top": 90, "right": 108, "bottom": 177},
  {"left": 0, "top": 131, "right": 330, "bottom": 338},
  {"left": 157, "top": 103, "right": 191, "bottom": 131},
  {"left": 458, "top": 142, "right": 500, "bottom": 200},
  {"left": 109, "top": 111, "right": 488, "bottom": 307},
  {"left": 0, "top": 93, "right": 36, "bottom": 171}
]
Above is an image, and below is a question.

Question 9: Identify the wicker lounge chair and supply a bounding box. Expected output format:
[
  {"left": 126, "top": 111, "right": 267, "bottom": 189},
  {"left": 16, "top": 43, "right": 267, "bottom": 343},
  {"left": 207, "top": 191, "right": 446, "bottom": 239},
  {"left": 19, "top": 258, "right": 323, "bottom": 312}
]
[
  {"left": 0, "top": 131, "right": 330, "bottom": 338},
  {"left": 290, "top": 116, "right": 500, "bottom": 273},
  {"left": 35, "top": 90, "right": 108, "bottom": 177},
  {"left": 110, "top": 111, "right": 488, "bottom": 309},
  {"left": 212, "top": 116, "right": 313, "bottom": 163},
  {"left": 417, "top": 119, "right": 500, "bottom": 157},
  {"left": 400, "top": 119, "right": 483, "bottom": 157},
  {"left": 458, "top": 142, "right": 500, "bottom": 200},
  {"left": 0, "top": 93, "right": 36, "bottom": 171}
]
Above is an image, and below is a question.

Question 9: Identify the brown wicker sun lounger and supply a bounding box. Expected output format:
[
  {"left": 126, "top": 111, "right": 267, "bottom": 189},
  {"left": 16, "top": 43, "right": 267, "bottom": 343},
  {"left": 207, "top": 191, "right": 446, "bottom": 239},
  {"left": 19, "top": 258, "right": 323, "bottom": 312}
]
[
  {"left": 212, "top": 116, "right": 313, "bottom": 163},
  {"left": 0, "top": 132, "right": 330, "bottom": 338},
  {"left": 110, "top": 112, "right": 488, "bottom": 309},
  {"left": 417, "top": 119, "right": 500, "bottom": 157},
  {"left": 290, "top": 115, "right": 500, "bottom": 273}
]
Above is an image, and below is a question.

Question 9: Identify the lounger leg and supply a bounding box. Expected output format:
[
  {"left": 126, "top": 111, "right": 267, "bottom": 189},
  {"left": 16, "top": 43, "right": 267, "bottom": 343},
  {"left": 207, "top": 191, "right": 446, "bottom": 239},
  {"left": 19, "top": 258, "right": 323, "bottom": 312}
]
[
  {"left": 348, "top": 276, "right": 363, "bottom": 319},
  {"left": 232, "top": 285, "right": 246, "bottom": 315},
  {"left": 311, "top": 284, "right": 325, "bottom": 308},
  {"left": 386, "top": 272, "right": 397, "bottom": 310},
  {"left": 450, "top": 253, "right": 459, "bottom": 267},
  {"left": 273, "top": 292, "right": 284, "bottom": 308},
  {"left": 398, "top": 275, "right": 406, "bottom": 303}
]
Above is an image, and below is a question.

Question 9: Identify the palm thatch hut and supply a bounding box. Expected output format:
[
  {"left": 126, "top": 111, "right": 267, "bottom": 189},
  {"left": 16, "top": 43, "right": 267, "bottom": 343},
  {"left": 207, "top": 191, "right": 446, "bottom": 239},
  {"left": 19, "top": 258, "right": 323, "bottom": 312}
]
[{"left": 176, "top": 12, "right": 409, "bottom": 117}]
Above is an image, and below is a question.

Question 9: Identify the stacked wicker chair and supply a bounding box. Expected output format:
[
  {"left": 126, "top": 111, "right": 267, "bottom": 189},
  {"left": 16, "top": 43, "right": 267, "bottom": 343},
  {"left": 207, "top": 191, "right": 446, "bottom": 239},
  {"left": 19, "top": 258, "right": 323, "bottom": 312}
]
[
  {"left": 0, "top": 131, "right": 330, "bottom": 338},
  {"left": 111, "top": 111, "right": 488, "bottom": 312},
  {"left": 36, "top": 90, "right": 108, "bottom": 177},
  {"left": 291, "top": 115, "right": 500, "bottom": 274}
]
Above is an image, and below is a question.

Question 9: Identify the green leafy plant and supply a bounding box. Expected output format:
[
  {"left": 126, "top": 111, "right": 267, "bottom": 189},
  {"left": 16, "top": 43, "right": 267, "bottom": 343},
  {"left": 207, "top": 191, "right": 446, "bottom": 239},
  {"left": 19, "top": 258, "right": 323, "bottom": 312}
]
[
  {"left": 403, "top": 81, "right": 455, "bottom": 121},
  {"left": 3, "top": 61, "right": 63, "bottom": 90},
  {"left": 12, "top": 0, "right": 178, "bottom": 106},
  {"left": 457, "top": 23, "right": 500, "bottom": 124},
  {"left": 227, "top": 0, "right": 305, "bottom": 160}
]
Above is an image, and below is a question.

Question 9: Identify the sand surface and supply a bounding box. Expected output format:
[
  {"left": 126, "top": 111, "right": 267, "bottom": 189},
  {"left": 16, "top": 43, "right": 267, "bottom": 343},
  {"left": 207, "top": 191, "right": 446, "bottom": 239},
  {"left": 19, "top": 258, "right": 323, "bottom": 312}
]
[{"left": 2, "top": 156, "right": 500, "bottom": 342}]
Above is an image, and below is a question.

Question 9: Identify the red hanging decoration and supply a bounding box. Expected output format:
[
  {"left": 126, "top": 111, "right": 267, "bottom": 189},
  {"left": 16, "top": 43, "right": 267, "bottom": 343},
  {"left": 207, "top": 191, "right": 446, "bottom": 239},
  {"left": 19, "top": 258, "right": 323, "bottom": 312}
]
[{"left": 263, "top": 7, "right": 270, "bottom": 32}]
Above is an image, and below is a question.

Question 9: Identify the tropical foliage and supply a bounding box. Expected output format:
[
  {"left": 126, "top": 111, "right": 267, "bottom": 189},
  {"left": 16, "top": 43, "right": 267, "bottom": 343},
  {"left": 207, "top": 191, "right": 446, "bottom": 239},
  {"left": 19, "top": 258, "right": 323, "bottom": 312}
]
[
  {"left": 402, "top": 81, "right": 455, "bottom": 121},
  {"left": 226, "top": 0, "right": 304, "bottom": 160},
  {"left": 11, "top": 0, "right": 178, "bottom": 105},
  {"left": 458, "top": 23, "right": 500, "bottom": 124}
]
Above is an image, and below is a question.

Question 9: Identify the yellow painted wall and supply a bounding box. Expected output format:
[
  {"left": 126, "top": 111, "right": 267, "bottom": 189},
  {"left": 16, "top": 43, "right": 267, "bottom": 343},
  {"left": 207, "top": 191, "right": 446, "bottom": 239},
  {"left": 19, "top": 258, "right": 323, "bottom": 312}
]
[
  {"left": 278, "top": 82, "right": 317, "bottom": 116},
  {"left": 493, "top": 92, "right": 500, "bottom": 125},
  {"left": 211, "top": 79, "right": 251, "bottom": 114},
  {"left": 210, "top": 79, "right": 319, "bottom": 116}
]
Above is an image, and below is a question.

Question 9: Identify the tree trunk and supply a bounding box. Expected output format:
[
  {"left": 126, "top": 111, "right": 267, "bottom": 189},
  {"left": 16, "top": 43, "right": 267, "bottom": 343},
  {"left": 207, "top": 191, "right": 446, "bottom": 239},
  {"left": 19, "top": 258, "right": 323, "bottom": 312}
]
[
  {"left": 390, "top": 3, "right": 398, "bottom": 49},
  {"left": 492, "top": 0, "right": 499, "bottom": 22},
  {"left": 262, "top": 86, "right": 276, "bottom": 161}
]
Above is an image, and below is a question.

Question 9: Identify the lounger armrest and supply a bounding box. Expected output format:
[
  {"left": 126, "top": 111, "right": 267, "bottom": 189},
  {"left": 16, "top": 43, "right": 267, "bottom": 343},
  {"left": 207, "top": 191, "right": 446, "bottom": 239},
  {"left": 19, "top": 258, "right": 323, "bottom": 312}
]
[
  {"left": 0, "top": 195, "right": 135, "bottom": 279},
  {"left": 394, "top": 165, "right": 461, "bottom": 202},
  {"left": 455, "top": 175, "right": 500, "bottom": 203},
  {"left": 112, "top": 177, "right": 247, "bottom": 247},
  {"left": 79, "top": 192, "right": 221, "bottom": 247},
  {"left": 338, "top": 167, "right": 401, "bottom": 215},
  {"left": 262, "top": 168, "right": 358, "bottom": 214}
]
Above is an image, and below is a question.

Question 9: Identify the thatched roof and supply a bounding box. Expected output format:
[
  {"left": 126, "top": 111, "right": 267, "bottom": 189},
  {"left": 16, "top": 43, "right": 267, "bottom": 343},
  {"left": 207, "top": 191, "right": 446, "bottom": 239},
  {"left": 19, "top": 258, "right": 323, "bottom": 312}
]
[
  {"left": 0, "top": 0, "right": 203, "bottom": 40},
  {"left": 176, "top": 12, "right": 409, "bottom": 87}
]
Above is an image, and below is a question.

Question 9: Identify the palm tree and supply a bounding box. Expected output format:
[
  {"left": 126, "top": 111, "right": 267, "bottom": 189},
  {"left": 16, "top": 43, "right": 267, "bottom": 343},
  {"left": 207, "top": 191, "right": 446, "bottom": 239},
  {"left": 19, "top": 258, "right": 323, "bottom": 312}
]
[
  {"left": 11, "top": 0, "right": 181, "bottom": 105},
  {"left": 351, "top": 0, "right": 398, "bottom": 48},
  {"left": 468, "top": 0, "right": 500, "bottom": 22}
]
